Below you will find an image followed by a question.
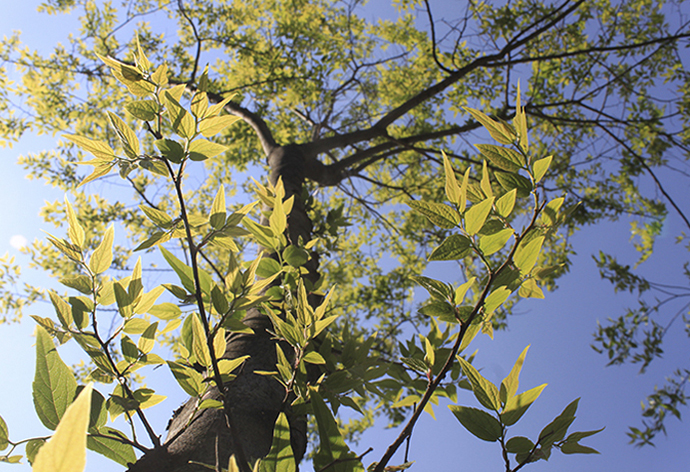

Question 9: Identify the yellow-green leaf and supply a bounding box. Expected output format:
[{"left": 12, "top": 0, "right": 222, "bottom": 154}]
[
  {"left": 188, "top": 138, "right": 228, "bottom": 161},
  {"left": 33, "top": 326, "right": 78, "bottom": 430},
  {"left": 464, "top": 107, "right": 516, "bottom": 145},
  {"left": 501, "top": 383, "right": 547, "bottom": 426},
  {"left": 63, "top": 134, "right": 117, "bottom": 161},
  {"left": 199, "top": 115, "right": 241, "bottom": 137},
  {"left": 33, "top": 383, "right": 92, "bottom": 472},
  {"left": 513, "top": 236, "right": 544, "bottom": 274},
  {"left": 500, "top": 346, "right": 529, "bottom": 404},
  {"left": 64, "top": 197, "right": 85, "bottom": 250},
  {"left": 532, "top": 155, "right": 552, "bottom": 183},
  {"left": 210, "top": 186, "right": 226, "bottom": 229},
  {"left": 458, "top": 357, "right": 500, "bottom": 411},
  {"left": 465, "top": 197, "right": 494, "bottom": 236},
  {"left": 107, "top": 112, "right": 140, "bottom": 159},
  {"left": 89, "top": 225, "right": 114, "bottom": 275},
  {"left": 443, "top": 152, "right": 461, "bottom": 205}
]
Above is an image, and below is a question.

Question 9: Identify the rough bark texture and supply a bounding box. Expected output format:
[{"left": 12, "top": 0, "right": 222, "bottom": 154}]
[{"left": 128, "top": 144, "right": 316, "bottom": 472}]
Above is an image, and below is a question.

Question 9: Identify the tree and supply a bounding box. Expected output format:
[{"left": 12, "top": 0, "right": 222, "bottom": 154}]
[{"left": 0, "top": 0, "right": 687, "bottom": 469}]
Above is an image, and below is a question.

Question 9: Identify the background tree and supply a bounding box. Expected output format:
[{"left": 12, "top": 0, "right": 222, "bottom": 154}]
[{"left": 0, "top": 0, "right": 688, "bottom": 467}]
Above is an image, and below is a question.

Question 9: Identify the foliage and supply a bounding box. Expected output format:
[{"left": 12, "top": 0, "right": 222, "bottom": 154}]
[
  {"left": 0, "top": 0, "right": 688, "bottom": 467},
  {"left": 0, "top": 42, "right": 602, "bottom": 471}
]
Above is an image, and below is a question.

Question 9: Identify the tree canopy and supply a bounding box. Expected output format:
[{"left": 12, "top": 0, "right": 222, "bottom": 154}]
[{"left": 0, "top": 0, "right": 688, "bottom": 470}]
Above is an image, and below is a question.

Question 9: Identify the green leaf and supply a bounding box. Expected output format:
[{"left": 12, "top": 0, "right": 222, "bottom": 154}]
[
  {"left": 89, "top": 225, "right": 114, "bottom": 275},
  {"left": 125, "top": 99, "right": 158, "bottom": 121},
  {"left": 167, "top": 361, "right": 204, "bottom": 397},
  {"left": 0, "top": 415, "right": 7, "bottom": 451},
  {"left": 429, "top": 234, "right": 472, "bottom": 261},
  {"left": 465, "top": 197, "right": 494, "bottom": 236},
  {"left": 495, "top": 172, "right": 532, "bottom": 198},
  {"left": 505, "top": 436, "right": 534, "bottom": 454},
  {"left": 500, "top": 346, "right": 529, "bottom": 404},
  {"left": 532, "top": 155, "right": 552, "bottom": 183},
  {"left": 33, "top": 326, "right": 78, "bottom": 430},
  {"left": 33, "top": 383, "right": 92, "bottom": 472},
  {"left": 448, "top": 405, "right": 503, "bottom": 442},
  {"left": 148, "top": 302, "right": 182, "bottom": 321},
  {"left": 210, "top": 186, "right": 227, "bottom": 229},
  {"left": 501, "top": 383, "right": 547, "bottom": 426},
  {"left": 199, "top": 115, "right": 241, "bottom": 138},
  {"left": 48, "top": 290, "right": 73, "bottom": 329},
  {"left": 459, "top": 167, "right": 470, "bottom": 213},
  {"left": 311, "top": 389, "right": 364, "bottom": 472},
  {"left": 475, "top": 144, "right": 524, "bottom": 172},
  {"left": 283, "top": 245, "right": 309, "bottom": 267},
  {"left": 457, "top": 357, "right": 500, "bottom": 411},
  {"left": 188, "top": 138, "right": 228, "bottom": 161},
  {"left": 63, "top": 134, "right": 117, "bottom": 161},
  {"left": 418, "top": 300, "right": 459, "bottom": 323},
  {"left": 565, "top": 427, "right": 605, "bottom": 444},
  {"left": 87, "top": 426, "right": 136, "bottom": 467},
  {"left": 560, "top": 442, "right": 600, "bottom": 454},
  {"left": 218, "top": 356, "right": 249, "bottom": 376},
  {"left": 484, "top": 287, "right": 511, "bottom": 314},
  {"left": 113, "top": 281, "right": 133, "bottom": 318},
  {"left": 257, "top": 258, "right": 282, "bottom": 278},
  {"left": 518, "top": 278, "right": 545, "bottom": 299},
  {"left": 478, "top": 228, "right": 513, "bottom": 256},
  {"left": 138, "top": 322, "right": 158, "bottom": 354},
  {"left": 154, "top": 138, "right": 185, "bottom": 164},
  {"left": 411, "top": 275, "right": 453, "bottom": 301},
  {"left": 244, "top": 218, "right": 279, "bottom": 250},
  {"left": 464, "top": 107, "right": 516, "bottom": 145},
  {"left": 407, "top": 200, "right": 461, "bottom": 229},
  {"left": 107, "top": 112, "right": 140, "bottom": 159},
  {"left": 64, "top": 197, "right": 85, "bottom": 250},
  {"left": 514, "top": 81, "right": 529, "bottom": 151},
  {"left": 539, "top": 398, "right": 579, "bottom": 448},
  {"left": 303, "top": 351, "right": 326, "bottom": 365},
  {"left": 513, "top": 236, "right": 544, "bottom": 274},
  {"left": 495, "top": 189, "right": 517, "bottom": 218},
  {"left": 258, "top": 413, "right": 295, "bottom": 472},
  {"left": 160, "top": 247, "right": 196, "bottom": 293},
  {"left": 443, "top": 152, "right": 461, "bottom": 205},
  {"left": 191, "top": 314, "right": 211, "bottom": 367},
  {"left": 163, "top": 91, "right": 196, "bottom": 139},
  {"left": 25, "top": 438, "right": 45, "bottom": 464}
]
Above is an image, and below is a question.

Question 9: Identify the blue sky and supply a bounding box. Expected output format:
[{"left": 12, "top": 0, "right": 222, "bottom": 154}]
[{"left": 1, "top": 2, "right": 689, "bottom": 471}]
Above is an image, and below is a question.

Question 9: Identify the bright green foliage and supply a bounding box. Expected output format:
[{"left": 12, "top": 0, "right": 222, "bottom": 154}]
[
  {"left": 0, "top": 0, "right": 686, "bottom": 468},
  {"left": 33, "top": 383, "right": 92, "bottom": 472}
]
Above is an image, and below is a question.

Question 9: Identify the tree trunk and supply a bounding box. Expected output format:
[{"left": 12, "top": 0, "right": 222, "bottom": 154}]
[{"left": 128, "top": 144, "right": 315, "bottom": 472}]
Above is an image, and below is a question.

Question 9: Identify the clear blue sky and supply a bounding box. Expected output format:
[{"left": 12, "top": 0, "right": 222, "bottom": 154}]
[{"left": 0, "top": 2, "right": 689, "bottom": 471}]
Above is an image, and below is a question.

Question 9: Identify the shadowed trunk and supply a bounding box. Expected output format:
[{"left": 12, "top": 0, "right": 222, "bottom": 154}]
[{"left": 128, "top": 144, "right": 317, "bottom": 472}]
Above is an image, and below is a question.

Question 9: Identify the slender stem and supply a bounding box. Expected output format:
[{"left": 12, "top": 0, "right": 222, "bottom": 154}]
[
  {"left": 374, "top": 198, "right": 544, "bottom": 472},
  {"left": 165, "top": 158, "right": 252, "bottom": 472}
]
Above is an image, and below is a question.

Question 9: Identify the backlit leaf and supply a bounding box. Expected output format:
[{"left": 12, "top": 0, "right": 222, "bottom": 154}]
[
  {"left": 457, "top": 357, "right": 500, "bottom": 411},
  {"left": 513, "top": 236, "right": 544, "bottom": 274},
  {"left": 465, "top": 197, "right": 494, "bottom": 235},
  {"left": 33, "top": 326, "right": 78, "bottom": 430},
  {"left": 33, "top": 383, "right": 92, "bottom": 472},
  {"left": 408, "top": 200, "right": 461, "bottom": 229},
  {"left": 89, "top": 225, "right": 114, "bottom": 275},
  {"left": 199, "top": 115, "right": 241, "bottom": 138},
  {"left": 464, "top": 107, "right": 516, "bottom": 145},
  {"left": 188, "top": 138, "right": 228, "bottom": 161},
  {"left": 475, "top": 144, "right": 523, "bottom": 172},
  {"left": 501, "top": 383, "right": 547, "bottom": 426}
]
